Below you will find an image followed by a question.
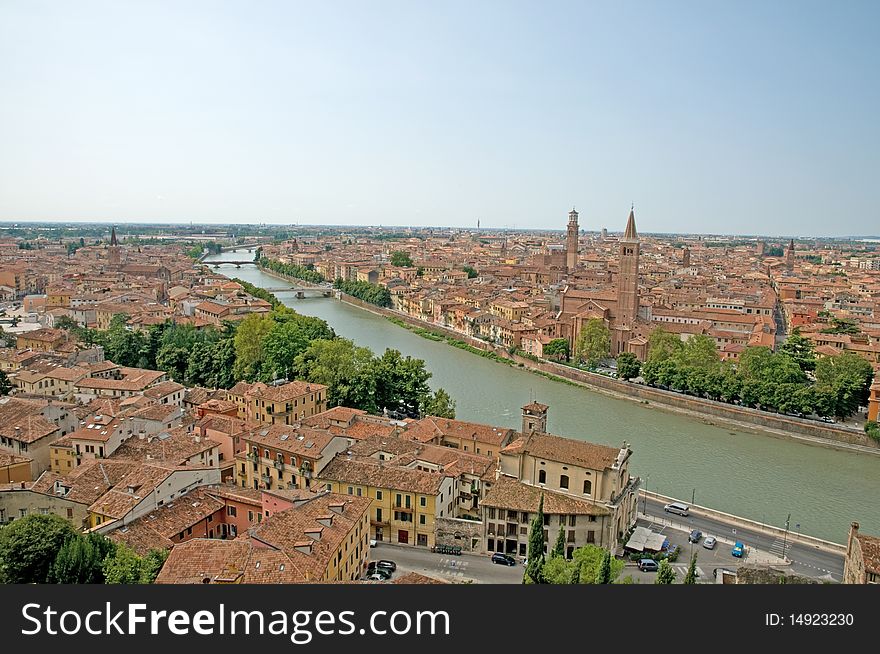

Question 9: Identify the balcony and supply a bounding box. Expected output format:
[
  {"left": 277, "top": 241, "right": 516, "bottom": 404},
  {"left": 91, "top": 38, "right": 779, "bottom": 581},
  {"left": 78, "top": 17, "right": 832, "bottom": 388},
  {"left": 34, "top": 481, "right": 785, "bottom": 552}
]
[
  {"left": 393, "top": 503, "right": 413, "bottom": 512},
  {"left": 260, "top": 474, "right": 273, "bottom": 484},
  {"left": 273, "top": 459, "right": 285, "bottom": 470}
]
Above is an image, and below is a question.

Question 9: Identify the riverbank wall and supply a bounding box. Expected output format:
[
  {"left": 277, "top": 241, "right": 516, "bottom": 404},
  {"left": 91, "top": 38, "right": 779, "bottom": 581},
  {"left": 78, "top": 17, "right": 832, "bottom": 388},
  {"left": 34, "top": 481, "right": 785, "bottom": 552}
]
[{"left": 337, "top": 293, "right": 880, "bottom": 455}]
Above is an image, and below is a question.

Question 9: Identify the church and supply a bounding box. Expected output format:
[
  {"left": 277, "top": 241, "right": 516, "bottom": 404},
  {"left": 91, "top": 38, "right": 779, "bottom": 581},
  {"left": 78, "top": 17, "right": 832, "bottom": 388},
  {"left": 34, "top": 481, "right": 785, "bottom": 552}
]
[{"left": 556, "top": 207, "right": 650, "bottom": 360}]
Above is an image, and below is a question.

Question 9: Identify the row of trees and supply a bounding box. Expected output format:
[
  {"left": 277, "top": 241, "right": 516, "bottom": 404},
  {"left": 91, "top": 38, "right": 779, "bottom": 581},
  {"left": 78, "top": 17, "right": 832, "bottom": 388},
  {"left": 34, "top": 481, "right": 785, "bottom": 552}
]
[
  {"left": 0, "top": 514, "right": 167, "bottom": 584},
  {"left": 333, "top": 279, "right": 392, "bottom": 307},
  {"left": 57, "top": 305, "right": 456, "bottom": 419},
  {"left": 640, "top": 329, "right": 874, "bottom": 419},
  {"left": 259, "top": 257, "right": 324, "bottom": 284}
]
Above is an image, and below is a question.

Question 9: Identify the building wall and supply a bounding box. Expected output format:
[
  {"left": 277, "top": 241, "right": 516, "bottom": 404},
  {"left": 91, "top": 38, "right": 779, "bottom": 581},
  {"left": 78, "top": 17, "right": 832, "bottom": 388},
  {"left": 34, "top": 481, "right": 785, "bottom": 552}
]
[
  {"left": 0, "top": 488, "right": 89, "bottom": 529},
  {"left": 0, "top": 460, "right": 32, "bottom": 484},
  {"left": 482, "top": 505, "right": 611, "bottom": 558}
]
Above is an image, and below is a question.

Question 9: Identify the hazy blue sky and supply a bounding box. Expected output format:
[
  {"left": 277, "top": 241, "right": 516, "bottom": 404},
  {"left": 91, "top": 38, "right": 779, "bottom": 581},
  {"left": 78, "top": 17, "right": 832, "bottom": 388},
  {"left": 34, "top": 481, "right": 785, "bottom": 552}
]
[{"left": 1, "top": 1, "right": 878, "bottom": 236}]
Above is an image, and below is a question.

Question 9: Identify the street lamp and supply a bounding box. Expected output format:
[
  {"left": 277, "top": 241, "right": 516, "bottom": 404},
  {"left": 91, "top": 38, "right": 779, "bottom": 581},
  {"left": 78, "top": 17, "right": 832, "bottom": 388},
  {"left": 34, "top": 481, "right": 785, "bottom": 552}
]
[{"left": 782, "top": 513, "right": 791, "bottom": 561}]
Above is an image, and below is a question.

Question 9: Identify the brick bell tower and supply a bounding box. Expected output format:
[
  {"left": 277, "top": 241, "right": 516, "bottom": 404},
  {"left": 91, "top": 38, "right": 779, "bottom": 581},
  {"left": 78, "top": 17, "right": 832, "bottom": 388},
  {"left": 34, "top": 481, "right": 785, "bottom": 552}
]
[
  {"left": 617, "top": 206, "right": 640, "bottom": 328},
  {"left": 566, "top": 207, "right": 579, "bottom": 273}
]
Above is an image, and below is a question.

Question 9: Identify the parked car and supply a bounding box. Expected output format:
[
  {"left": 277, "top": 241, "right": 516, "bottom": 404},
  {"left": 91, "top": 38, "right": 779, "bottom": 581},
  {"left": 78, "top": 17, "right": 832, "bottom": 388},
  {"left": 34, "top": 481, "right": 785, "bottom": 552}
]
[
  {"left": 368, "top": 560, "right": 396, "bottom": 572},
  {"left": 638, "top": 559, "right": 659, "bottom": 572},
  {"left": 369, "top": 539, "right": 377, "bottom": 548},
  {"left": 688, "top": 529, "right": 702, "bottom": 543},
  {"left": 366, "top": 570, "right": 391, "bottom": 581},
  {"left": 491, "top": 553, "right": 517, "bottom": 566},
  {"left": 731, "top": 541, "right": 745, "bottom": 558},
  {"left": 703, "top": 536, "right": 717, "bottom": 550}
]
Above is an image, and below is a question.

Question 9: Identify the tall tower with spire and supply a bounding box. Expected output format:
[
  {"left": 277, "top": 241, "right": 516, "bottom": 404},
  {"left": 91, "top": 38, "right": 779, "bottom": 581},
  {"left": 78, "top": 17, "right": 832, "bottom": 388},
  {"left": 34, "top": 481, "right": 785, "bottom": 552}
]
[
  {"left": 566, "top": 207, "right": 579, "bottom": 272},
  {"left": 617, "top": 206, "right": 640, "bottom": 329},
  {"left": 108, "top": 226, "right": 120, "bottom": 266},
  {"left": 785, "top": 238, "right": 795, "bottom": 269}
]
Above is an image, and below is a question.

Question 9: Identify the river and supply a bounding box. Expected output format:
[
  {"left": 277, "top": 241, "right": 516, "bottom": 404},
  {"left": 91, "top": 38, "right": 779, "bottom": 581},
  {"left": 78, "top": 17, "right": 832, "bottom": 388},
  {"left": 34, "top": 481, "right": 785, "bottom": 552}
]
[{"left": 205, "top": 251, "right": 880, "bottom": 542}]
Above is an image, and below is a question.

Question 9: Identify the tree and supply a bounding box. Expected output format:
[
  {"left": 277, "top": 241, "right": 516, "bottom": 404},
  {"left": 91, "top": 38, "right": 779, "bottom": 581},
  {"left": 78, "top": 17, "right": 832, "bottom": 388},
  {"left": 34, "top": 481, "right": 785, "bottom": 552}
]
[
  {"left": 678, "top": 334, "right": 720, "bottom": 370},
  {"left": 778, "top": 329, "right": 816, "bottom": 372},
  {"left": 616, "top": 352, "right": 641, "bottom": 380},
  {"left": 524, "top": 495, "right": 546, "bottom": 584},
  {"left": 575, "top": 319, "right": 611, "bottom": 368},
  {"left": 462, "top": 266, "right": 478, "bottom": 279},
  {"left": 294, "top": 338, "right": 378, "bottom": 412},
  {"left": 552, "top": 526, "right": 566, "bottom": 559},
  {"left": 543, "top": 338, "right": 570, "bottom": 362},
  {"left": 595, "top": 550, "right": 612, "bottom": 584},
  {"left": 261, "top": 319, "right": 311, "bottom": 382},
  {"left": 541, "top": 545, "right": 623, "bottom": 584},
  {"left": 54, "top": 315, "right": 79, "bottom": 331},
  {"left": 0, "top": 370, "right": 12, "bottom": 396},
  {"left": 48, "top": 533, "right": 116, "bottom": 584},
  {"left": 655, "top": 559, "right": 677, "bottom": 584},
  {"left": 683, "top": 552, "right": 698, "bottom": 585},
  {"left": 390, "top": 250, "right": 413, "bottom": 267},
  {"left": 647, "top": 328, "right": 684, "bottom": 363},
  {"left": 0, "top": 514, "right": 76, "bottom": 583},
  {"left": 102, "top": 544, "right": 167, "bottom": 584},
  {"left": 422, "top": 388, "right": 456, "bottom": 419},
  {"left": 815, "top": 352, "right": 874, "bottom": 418},
  {"left": 372, "top": 349, "right": 432, "bottom": 417},
  {"left": 232, "top": 313, "right": 274, "bottom": 381}
]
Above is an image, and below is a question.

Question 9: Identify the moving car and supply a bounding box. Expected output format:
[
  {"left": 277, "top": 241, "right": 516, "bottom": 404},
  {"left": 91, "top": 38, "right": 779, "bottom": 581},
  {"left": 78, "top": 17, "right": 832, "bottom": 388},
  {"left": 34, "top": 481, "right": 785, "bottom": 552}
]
[
  {"left": 731, "top": 541, "right": 745, "bottom": 558},
  {"left": 663, "top": 502, "right": 690, "bottom": 516},
  {"left": 703, "top": 536, "right": 717, "bottom": 550},
  {"left": 688, "top": 529, "right": 702, "bottom": 543},
  {"left": 638, "top": 559, "right": 659, "bottom": 572},
  {"left": 491, "top": 553, "right": 517, "bottom": 566}
]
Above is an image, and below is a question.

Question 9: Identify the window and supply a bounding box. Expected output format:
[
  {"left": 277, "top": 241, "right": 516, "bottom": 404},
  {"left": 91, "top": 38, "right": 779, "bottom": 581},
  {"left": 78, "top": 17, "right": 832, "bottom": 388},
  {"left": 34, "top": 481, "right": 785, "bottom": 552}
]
[
  {"left": 419, "top": 515, "right": 426, "bottom": 525},
  {"left": 538, "top": 470, "right": 546, "bottom": 484},
  {"left": 356, "top": 487, "right": 362, "bottom": 497},
  {"left": 558, "top": 515, "right": 566, "bottom": 526},
  {"left": 376, "top": 508, "right": 382, "bottom": 522},
  {"left": 488, "top": 507, "right": 496, "bottom": 519},
  {"left": 587, "top": 530, "right": 595, "bottom": 543},
  {"left": 420, "top": 496, "right": 426, "bottom": 507},
  {"left": 583, "top": 479, "right": 592, "bottom": 495},
  {"left": 376, "top": 490, "right": 382, "bottom": 500},
  {"left": 227, "top": 506, "right": 237, "bottom": 517},
  {"left": 417, "top": 534, "right": 428, "bottom": 547},
  {"left": 569, "top": 515, "right": 576, "bottom": 527},
  {"left": 559, "top": 474, "right": 569, "bottom": 490},
  {"left": 347, "top": 486, "right": 353, "bottom": 495}
]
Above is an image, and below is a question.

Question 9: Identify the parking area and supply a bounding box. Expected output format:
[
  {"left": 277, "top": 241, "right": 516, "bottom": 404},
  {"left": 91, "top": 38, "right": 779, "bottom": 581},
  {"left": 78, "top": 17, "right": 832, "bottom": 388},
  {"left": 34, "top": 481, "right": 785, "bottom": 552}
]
[
  {"left": 625, "top": 518, "right": 752, "bottom": 583},
  {"left": 368, "top": 543, "right": 524, "bottom": 584}
]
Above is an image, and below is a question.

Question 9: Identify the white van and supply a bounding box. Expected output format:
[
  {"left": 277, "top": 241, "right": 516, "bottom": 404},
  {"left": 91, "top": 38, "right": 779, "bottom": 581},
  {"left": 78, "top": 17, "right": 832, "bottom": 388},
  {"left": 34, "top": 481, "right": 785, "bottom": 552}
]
[{"left": 663, "top": 502, "right": 690, "bottom": 516}]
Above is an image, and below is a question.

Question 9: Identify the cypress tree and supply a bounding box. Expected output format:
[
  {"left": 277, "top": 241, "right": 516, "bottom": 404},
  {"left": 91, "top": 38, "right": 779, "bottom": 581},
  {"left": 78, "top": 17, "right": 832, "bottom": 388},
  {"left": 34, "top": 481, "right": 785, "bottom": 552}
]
[
  {"left": 596, "top": 550, "right": 612, "bottom": 584},
  {"left": 656, "top": 559, "right": 677, "bottom": 584},
  {"left": 683, "top": 552, "right": 698, "bottom": 585},
  {"left": 524, "top": 494, "right": 546, "bottom": 584},
  {"left": 552, "top": 525, "right": 566, "bottom": 559}
]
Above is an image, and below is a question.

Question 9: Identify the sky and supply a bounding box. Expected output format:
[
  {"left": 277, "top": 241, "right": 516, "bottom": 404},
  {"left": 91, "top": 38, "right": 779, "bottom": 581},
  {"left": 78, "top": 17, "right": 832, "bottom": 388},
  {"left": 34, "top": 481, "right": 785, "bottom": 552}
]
[{"left": 0, "top": 1, "right": 878, "bottom": 236}]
